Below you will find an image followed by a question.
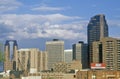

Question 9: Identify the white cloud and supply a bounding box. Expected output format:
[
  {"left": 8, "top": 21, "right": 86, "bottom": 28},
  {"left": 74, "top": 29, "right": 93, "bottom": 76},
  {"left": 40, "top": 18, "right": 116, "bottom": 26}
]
[
  {"left": 31, "top": 6, "right": 64, "bottom": 11},
  {"left": 0, "top": 14, "right": 87, "bottom": 41},
  {"left": 108, "top": 20, "right": 120, "bottom": 27},
  {"left": 0, "top": 0, "right": 22, "bottom": 12}
]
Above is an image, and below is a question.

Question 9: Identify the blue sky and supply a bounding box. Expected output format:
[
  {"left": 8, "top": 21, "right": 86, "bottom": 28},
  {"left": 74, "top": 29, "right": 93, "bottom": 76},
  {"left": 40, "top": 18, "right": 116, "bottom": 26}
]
[{"left": 0, "top": 0, "right": 120, "bottom": 50}]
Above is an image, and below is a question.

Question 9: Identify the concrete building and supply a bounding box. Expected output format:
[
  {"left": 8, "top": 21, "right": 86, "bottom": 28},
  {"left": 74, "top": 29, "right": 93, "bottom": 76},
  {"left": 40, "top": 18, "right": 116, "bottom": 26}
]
[
  {"left": 53, "top": 62, "right": 68, "bottom": 73},
  {"left": 4, "top": 40, "right": 18, "bottom": 71},
  {"left": 38, "top": 51, "right": 48, "bottom": 72},
  {"left": 16, "top": 48, "right": 47, "bottom": 73},
  {"left": 53, "top": 60, "right": 82, "bottom": 73},
  {"left": 87, "top": 14, "right": 109, "bottom": 64},
  {"left": 92, "top": 37, "right": 120, "bottom": 70},
  {"left": 64, "top": 49, "right": 72, "bottom": 63},
  {"left": 69, "top": 60, "right": 82, "bottom": 71},
  {"left": 72, "top": 41, "right": 88, "bottom": 69},
  {"left": 46, "top": 39, "right": 64, "bottom": 70},
  {"left": 92, "top": 41, "right": 102, "bottom": 63},
  {"left": 76, "top": 70, "right": 120, "bottom": 79},
  {"left": 73, "top": 42, "right": 83, "bottom": 61},
  {"left": 26, "top": 71, "right": 75, "bottom": 79}
]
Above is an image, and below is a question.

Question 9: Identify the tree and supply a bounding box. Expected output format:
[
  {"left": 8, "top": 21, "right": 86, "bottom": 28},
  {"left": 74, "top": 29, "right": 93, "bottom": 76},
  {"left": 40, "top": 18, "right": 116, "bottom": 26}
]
[
  {"left": 0, "top": 52, "right": 4, "bottom": 62},
  {"left": 0, "top": 43, "right": 4, "bottom": 62}
]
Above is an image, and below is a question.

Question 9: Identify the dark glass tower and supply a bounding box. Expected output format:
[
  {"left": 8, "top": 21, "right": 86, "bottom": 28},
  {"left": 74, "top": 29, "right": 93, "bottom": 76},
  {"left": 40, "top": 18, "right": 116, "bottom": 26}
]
[{"left": 87, "top": 14, "right": 109, "bottom": 65}]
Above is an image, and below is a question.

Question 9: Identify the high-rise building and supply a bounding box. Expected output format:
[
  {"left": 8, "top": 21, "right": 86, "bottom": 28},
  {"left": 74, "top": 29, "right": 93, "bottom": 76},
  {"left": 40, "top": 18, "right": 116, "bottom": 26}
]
[
  {"left": 87, "top": 14, "right": 109, "bottom": 64},
  {"left": 92, "top": 41, "right": 102, "bottom": 63},
  {"left": 64, "top": 49, "right": 72, "bottom": 63},
  {"left": 46, "top": 39, "right": 64, "bottom": 70},
  {"left": 16, "top": 48, "right": 47, "bottom": 73},
  {"left": 72, "top": 41, "right": 88, "bottom": 69},
  {"left": 38, "top": 51, "right": 48, "bottom": 71},
  {"left": 73, "top": 41, "right": 83, "bottom": 61},
  {"left": 17, "top": 49, "right": 31, "bottom": 72},
  {"left": 92, "top": 37, "right": 120, "bottom": 70},
  {"left": 4, "top": 40, "right": 18, "bottom": 71}
]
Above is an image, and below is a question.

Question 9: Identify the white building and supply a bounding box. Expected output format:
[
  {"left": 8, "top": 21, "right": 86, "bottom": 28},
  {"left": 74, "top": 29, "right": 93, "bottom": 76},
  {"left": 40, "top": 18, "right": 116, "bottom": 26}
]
[{"left": 64, "top": 49, "right": 72, "bottom": 63}]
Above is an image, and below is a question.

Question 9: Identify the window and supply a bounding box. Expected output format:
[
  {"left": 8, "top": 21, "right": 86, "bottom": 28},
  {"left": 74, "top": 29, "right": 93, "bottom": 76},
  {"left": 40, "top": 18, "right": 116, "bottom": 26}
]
[{"left": 108, "top": 77, "right": 115, "bottom": 79}]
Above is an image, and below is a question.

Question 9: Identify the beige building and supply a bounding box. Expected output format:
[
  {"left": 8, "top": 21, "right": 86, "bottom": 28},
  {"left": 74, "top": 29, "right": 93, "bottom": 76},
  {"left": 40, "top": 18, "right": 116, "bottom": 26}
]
[
  {"left": 38, "top": 51, "right": 48, "bottom": 72},
  {"left": 76, "top": 70, "right": 120, "bottom": 79},
  {"left": 23, "top": 72, "right": 76, "bottom": 79},
  {"left": 68, "top": 60, "right": 82, "bottom": 71},
  {"left": 46, "top": 39, "right": 64, "bottom": 70},
  {"left": 4, "top": 43, "right": 13, "bottom": 71},
  {"left": 53, "top": 62, "right": 68, "bottom": 73},
  {"left": 16, "top": 48, "right": 47, "bottom": 73},
  {"left": 53, "top": 60, "right": 82, "bottom": 73},
  {"left": 92, "top": 41, "right": 102, "bottom": 63},
  {"left": 92, "top": 37, "right": 120, "bottom": 70},
  {"left": 8, "top": 69, "right": 120, "bottom": 79},
  {"left": 4, "top": 40, "right": 18, "bottom": 71},
  {"left": 64, "top": 49, "right": 72, "bottom": 63}
]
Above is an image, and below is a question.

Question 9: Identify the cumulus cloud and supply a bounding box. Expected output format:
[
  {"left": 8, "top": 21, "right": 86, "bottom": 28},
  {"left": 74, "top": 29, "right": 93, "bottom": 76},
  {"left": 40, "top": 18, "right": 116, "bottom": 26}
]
[
  {"left": 0, "top": 0, "right": 22, "bottom": 12},
  {"left": 0, "top": 14, "right": 87, "bottom": 41},
  {"left": 32, "top": 6, "right": 64, "bottom": 11}
]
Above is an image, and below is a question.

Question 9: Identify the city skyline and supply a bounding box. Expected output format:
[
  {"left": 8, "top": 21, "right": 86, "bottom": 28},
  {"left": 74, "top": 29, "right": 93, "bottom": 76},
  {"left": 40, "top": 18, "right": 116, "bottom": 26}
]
[
  {"left": 0, "top": 0, "right": 120, "bottom": 50},
  {"left": 1, "top": 0, "right": 120, "bottom": 78}
]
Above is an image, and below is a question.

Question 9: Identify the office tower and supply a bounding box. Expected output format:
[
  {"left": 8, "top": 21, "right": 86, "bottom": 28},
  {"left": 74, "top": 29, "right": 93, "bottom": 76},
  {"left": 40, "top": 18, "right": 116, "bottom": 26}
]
[
  {"left": 64, "top": 49, "right": 72, "bottom": 63},
  {"left": 13, "top": 40, "right": 18, "bottom": 70},
  {"left": 72, "top": 41, "right": 88, "bottom": 69},
  {"left": 4, "top": 41, "right": 12, "bottom": 71},
  {"left": 92, "top": 37, "right": 120, "bottom": 70},
  {"left": 38, "top": 51, "right": 48, "bottom": 71},
  {"left": 13, "top": 40, "right": 18, "bottom": 60},
  {"left": 87, "top": 14, "right": 108, "bottom": 64},
  {"left": 46, "top": 39, "right": 64, "bottom": 70},
  {"left": 73, "top": 41, "right": 83, "bottom": 61},
  {"left": 16, "top": 48, "right": 47, "bottom": 73},
  {"left": 4, "top": 40, "right": 18, "bottom": 71},
  {"left": 29, "top": 48, "right": 39, "bottom": 73},
  {"left": 82, "top": 43, "right": 88, "bottom": 68},
  {"left": 17, "top": 49, "right": 31, "bottom": 72}
]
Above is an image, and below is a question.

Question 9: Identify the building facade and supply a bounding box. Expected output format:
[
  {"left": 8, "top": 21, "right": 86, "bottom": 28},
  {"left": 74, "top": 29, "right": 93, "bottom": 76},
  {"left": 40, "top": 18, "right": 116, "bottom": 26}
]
[
  {"left": 46, "top": 39, "right": 64, "bottom": 70},
  {"left": 64, "top": 49, "right": 72, "bottom": 63},
  {"left": 76, "top": 70, "right": 120, "bottom": 79},
  {"left": 92, "top": 37, "right": 120, "bottom": 70},
  {"left": 23, "top": 72, "right": 76, "bottom": 79},
  {"left": 16, "top": 48, "right": 47, "bottom": 73},
  {"left": 4, "top": 40, "right": 18, "bottom": 71},
  {"left": 87, "top": 14, "right": 109, "bottom": 64},
  {"left": 53, "top": 60, "right": 82, "bottom": 73},
  {"left": 72, "top": 41, "right": 88, "bottom": 69},
  {"left": 38, "top": 51, "right": 48, "bottom": 72},
  {"left": 92, "top": 41, "right": 102, "bottom": 63}
]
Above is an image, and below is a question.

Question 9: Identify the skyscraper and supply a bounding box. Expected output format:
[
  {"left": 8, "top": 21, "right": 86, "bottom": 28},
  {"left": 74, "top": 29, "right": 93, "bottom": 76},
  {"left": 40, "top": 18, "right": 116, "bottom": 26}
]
[
  {"left": 73, "top": 41, "right": 83, "bottom": 61},
  {"left": 46, "top": 39, "right": 64, "bottom": 70},
  {"left": 4, "top": 40, "right": 18, "bottom": 71},
  {"left": 72, "top": 41, "right": 88, "bottom": 69},
  {"left": 87, "top": 14, "right": 108, "bottom": 64}
]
